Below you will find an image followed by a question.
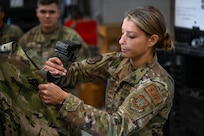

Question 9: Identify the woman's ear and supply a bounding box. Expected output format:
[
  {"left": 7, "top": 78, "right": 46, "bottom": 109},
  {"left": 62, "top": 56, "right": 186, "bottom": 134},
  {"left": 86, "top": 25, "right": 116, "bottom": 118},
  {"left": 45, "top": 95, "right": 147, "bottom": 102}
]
[{"left": 148, "top": 34, "right": 159, "bottom": 47}]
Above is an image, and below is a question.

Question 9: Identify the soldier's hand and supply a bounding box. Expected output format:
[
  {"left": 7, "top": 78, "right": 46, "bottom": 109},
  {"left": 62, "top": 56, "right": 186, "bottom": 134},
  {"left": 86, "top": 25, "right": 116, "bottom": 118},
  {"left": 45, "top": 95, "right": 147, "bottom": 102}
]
[
  {"left": 38, "top": 82, "right": 68, "bottom": 105},
  {"left": 44, "top": 57, "right": 67, "bottom": 76}
]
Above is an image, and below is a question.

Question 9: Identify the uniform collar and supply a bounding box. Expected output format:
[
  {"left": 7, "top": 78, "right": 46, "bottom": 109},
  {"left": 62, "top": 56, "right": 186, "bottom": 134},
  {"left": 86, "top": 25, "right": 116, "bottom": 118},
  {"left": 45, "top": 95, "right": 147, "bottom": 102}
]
[
  {"left": 35, "top": 23, "right": 62, "bottom": 43},
  {"left": 110, "top": 52, "right": 158, "bottom": 86}
]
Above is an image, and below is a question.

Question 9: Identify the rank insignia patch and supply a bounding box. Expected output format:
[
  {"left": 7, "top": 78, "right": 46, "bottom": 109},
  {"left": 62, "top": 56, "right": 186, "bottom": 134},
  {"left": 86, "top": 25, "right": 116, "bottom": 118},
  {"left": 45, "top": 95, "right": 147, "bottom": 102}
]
[
  {"left": 130, "top": 95, "right": 149, "bottom": 112},
  {"left": 145, "top": 84, "right": 163, "bottom": 105},
  {"left": 86, "top": 55, "right": 102, "bottom": 64}
]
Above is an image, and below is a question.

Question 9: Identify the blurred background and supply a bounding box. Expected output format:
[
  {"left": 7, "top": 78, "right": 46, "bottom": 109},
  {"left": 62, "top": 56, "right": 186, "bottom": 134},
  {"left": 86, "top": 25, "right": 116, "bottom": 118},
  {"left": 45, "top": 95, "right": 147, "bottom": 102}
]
[{"left": 1, "top": 0, "right": 204, "bottom": 136}]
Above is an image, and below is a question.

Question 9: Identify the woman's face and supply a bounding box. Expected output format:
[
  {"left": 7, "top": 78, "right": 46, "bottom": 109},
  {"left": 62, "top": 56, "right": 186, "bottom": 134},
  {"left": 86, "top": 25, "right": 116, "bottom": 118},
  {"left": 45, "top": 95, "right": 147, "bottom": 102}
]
[{"left": 119, "top": 17, "right": 154, "bottom": 61}]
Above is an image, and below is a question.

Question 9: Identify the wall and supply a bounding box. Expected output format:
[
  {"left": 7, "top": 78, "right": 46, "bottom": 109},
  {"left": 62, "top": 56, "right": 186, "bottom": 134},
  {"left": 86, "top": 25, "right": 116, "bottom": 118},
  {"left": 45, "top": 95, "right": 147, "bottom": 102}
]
[{"left": 89, "top": 0, "right": 173, "bottom": 32}]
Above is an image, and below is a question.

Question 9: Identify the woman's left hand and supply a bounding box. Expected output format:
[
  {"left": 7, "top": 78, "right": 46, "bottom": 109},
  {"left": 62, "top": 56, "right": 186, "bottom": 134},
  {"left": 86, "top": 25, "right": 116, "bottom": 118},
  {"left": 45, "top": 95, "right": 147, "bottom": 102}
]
[{"left": 38, "top": 83, "right": 68, "bottom": 105}]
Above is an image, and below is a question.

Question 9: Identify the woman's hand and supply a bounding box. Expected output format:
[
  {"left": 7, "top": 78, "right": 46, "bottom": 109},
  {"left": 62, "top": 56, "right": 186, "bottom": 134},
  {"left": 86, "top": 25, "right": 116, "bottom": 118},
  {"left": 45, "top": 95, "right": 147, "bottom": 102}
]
[
  {"left": 43, "top": 57, "right": 67, "bottom": 76},
  {"left": 38, "top": 82, "right": 68, "bottom": 105}
]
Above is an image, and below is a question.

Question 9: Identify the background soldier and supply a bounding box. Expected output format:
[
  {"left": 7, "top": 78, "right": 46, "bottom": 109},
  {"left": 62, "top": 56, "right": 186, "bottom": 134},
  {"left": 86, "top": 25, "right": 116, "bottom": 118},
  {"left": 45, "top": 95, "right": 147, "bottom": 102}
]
[
  {"left": 18, "top": 0, "right": 89, "bottom": 68},
  {"left": 0, "top": 5, "right": 24, "bottom": 44}
]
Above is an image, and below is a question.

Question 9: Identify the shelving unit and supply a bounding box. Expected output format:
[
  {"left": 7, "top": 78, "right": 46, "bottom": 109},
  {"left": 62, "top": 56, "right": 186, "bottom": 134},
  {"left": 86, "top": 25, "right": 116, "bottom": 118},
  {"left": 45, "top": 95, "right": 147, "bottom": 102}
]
[{"left": 168, "top": 43, "right": 204, "bottom": 136}]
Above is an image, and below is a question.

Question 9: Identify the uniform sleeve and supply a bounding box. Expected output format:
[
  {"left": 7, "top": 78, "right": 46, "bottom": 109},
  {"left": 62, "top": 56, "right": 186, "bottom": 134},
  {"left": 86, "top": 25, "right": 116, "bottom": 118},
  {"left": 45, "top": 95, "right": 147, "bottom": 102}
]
[
  {"left": 60, "top": 52, "right": 115, "bottom": 88},
  {"left": 118, "top": 79, "right": 171, "bottom": 130},
  {"left": 57, "top": 78, "right": 173, "bottom": 135}
]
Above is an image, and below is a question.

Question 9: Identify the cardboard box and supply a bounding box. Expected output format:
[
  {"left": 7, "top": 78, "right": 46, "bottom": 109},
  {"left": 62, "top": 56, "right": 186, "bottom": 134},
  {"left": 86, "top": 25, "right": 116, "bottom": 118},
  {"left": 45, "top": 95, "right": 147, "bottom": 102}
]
[
  {"left": 77, "top": 81, "right": 106, "bottom": 108},
  {"left": 98, "top": 23, "right": 122, "bottom": 53}
]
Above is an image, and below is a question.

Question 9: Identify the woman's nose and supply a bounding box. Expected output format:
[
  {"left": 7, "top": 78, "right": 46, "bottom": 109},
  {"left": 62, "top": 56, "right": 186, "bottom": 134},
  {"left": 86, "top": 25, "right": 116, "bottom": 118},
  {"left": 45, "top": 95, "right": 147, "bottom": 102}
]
[{"left": 119, "top": 34, "right": 125, "bottom": 45}]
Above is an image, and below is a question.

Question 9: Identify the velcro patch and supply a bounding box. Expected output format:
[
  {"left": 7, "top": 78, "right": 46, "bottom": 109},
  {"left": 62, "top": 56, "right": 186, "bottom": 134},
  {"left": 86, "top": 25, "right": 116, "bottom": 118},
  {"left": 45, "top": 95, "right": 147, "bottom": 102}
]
[
  {"left": 86, "top": 55, "right": 102, "bottom": 64},
  {"left": 130, "top": 95, "right": 149, "bottom": 112},
  {"left": 145, "top": 84, "right": 163, "bottom": 105}
]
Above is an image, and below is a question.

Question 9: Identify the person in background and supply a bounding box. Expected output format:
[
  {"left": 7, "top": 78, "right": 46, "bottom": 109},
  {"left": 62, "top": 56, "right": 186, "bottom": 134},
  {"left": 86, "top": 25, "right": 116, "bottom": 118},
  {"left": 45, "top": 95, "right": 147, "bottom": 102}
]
[
  {"left": 0, "top": 5, "right": 24, "bottom": 44},
  {"left": 18, "top": 0, "right": 89, "bottom": 69},
  {"left": 38, "top": 5, "right": 175, "bottom": 136}
]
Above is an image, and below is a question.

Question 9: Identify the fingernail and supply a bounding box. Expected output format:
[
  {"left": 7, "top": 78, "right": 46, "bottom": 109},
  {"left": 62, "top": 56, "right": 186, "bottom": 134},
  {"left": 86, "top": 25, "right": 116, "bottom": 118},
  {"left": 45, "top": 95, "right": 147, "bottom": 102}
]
[{"left": 55, "top": 71, "right": 59, "bottom": 74}]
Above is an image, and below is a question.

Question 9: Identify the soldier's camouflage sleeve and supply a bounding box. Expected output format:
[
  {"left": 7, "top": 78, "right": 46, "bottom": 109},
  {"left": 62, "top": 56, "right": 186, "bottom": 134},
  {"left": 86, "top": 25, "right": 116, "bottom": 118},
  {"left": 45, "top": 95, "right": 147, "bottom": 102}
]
[
  {"left": 60, "top": 53, "right": 113, "bottom": 88},
  {"left": 0, "top": 42, "right": 74, "bottom": 136},
  {"left": 57, "top": 53, "right": 174, "bottom": 135}
]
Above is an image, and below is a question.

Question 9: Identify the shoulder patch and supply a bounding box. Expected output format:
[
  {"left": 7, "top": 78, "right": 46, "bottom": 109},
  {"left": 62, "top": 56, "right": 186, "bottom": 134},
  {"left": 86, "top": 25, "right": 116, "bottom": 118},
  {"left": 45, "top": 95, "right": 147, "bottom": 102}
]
[
  {"left": 145, "top": 84, "right": 163, "bottom": 105},
  {"left": 86, "top": 55, "right": 102, "bottom": 64},
  {"left": 130, "top": 95, "right": 149, "bottom": 112}
]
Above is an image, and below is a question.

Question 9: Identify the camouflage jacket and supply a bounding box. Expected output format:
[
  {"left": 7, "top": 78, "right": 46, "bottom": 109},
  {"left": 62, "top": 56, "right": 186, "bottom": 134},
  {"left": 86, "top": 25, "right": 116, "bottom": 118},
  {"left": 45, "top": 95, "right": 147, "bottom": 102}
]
[
  {"left": 0, "top": 23, "right": 24, "bottom": 44},
  {"left": 57, "top": 52, "right": 175, "bottom": 136},
  {"left": 18, "top": 23, "right": 89, "bottom": 68},
  {"left": 0, "top": 42, "right": 79, "bottom": 136}
]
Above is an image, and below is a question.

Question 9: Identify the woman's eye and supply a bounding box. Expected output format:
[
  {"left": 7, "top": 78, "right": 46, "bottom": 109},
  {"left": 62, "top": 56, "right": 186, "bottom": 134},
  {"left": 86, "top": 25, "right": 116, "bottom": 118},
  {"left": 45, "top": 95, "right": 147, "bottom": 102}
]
[
  {"left": 121, "top": 31, "right": 136, "bottom": 39},
  {"left": 127, "top": 34, "right": 135, "bottom": 39}
]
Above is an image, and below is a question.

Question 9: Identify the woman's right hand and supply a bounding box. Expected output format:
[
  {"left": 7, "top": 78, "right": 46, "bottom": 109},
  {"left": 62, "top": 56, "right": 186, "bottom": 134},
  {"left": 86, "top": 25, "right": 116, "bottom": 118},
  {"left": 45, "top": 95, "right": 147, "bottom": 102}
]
[{"left": 43, "top": 57, "right": 67, "bottom": 76}]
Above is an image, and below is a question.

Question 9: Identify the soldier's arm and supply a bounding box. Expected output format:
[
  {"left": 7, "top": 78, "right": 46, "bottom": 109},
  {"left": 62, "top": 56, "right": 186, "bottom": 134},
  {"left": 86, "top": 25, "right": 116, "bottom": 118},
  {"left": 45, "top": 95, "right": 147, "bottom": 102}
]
[
  {"left": 38, "top": 52, "right": 111, "bottom": 105},
  {"left": 56, "top": 78, "right": 173, "bottom": 135},
  {"left": 41, "top": 52, "right": 174, "bottom": 135}
]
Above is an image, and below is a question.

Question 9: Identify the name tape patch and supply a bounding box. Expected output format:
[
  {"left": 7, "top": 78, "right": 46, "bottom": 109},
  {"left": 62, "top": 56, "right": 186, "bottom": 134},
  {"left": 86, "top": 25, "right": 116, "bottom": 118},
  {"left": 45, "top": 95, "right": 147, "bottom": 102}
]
[{"left": 145, "top": 84, "right": 163, "bottom": 105}]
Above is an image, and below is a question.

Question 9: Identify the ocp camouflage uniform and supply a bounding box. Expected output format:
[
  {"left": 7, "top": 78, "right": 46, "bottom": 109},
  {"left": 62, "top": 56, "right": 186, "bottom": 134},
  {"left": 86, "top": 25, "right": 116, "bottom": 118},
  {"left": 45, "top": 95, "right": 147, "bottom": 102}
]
[
  {"left": 0, "top": 42, "right": 73, "bottom": 136},
  {"left": 0, "top": 23, "right": 24, "bottom": 44},
  {"left": 57, "top": 52, "right": 175, "bottom": 136},
  {"left": 18, "top": 23, "right": 89, "bottom": 68}
]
